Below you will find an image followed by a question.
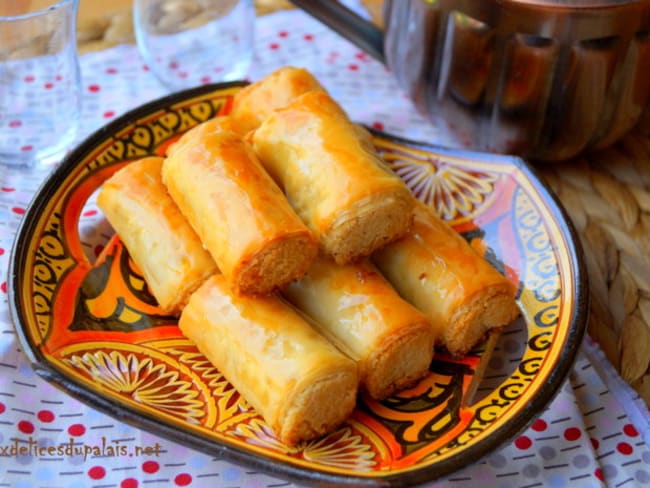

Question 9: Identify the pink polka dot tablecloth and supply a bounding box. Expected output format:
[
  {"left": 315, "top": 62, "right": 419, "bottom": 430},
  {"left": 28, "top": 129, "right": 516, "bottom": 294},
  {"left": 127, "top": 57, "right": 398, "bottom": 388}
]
[{"left": 2, "top": 7, "right": 650, "bottom": 488}]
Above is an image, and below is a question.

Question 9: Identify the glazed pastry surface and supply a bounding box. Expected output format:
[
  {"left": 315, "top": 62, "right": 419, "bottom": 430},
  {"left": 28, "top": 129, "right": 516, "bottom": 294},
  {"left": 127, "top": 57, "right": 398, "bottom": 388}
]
[
  {"left": 253, "top": 91, "right": 414, "bottom": 264},
  {"left": 97, "top": 156, "right": 218, "bottom": 314},
  {"left": 165, "top": 116, "right": 243, "bottom": 158},
  {"left": 373, "top": 203, "right": 520, "bottom": 356},
  {"left": 229, "top": 66, "right": 326, "bottom": 134},
  {"left": 284, "top": 255, "right": 434, "bottom": 399},
  {"left": 162, "top": 130, "right": 317, "bottom": 295},
  {"left": 179, "top": 274, "right": 359, "bottom": 445}
]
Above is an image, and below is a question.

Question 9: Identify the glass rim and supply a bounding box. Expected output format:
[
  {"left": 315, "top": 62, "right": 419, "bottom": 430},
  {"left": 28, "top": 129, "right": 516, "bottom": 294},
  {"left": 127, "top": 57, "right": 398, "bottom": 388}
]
[{"left": 0, "top": 0, "right": 78, "bottom": 22}]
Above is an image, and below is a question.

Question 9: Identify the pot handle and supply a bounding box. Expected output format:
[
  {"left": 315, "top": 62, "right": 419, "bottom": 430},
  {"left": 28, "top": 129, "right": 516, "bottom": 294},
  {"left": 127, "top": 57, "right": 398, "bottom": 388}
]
[{"left": 288, "top": 0, "right": 386, "bottom": 63}]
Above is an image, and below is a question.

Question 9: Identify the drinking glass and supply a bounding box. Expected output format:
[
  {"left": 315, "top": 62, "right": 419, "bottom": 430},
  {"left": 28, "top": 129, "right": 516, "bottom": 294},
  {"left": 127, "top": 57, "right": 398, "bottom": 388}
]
[
  {"left": 133, "top": 0, "right": 255, "bottom": 91},
  {"left": 0, "top": 0, "right": 82, "bottom": 168}
]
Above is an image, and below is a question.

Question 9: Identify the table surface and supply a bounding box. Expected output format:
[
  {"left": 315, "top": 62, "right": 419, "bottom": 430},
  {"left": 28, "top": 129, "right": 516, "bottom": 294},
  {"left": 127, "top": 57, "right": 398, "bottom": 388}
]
[{"left": 0, "top": 0, "right": 650, "bottom": 488}]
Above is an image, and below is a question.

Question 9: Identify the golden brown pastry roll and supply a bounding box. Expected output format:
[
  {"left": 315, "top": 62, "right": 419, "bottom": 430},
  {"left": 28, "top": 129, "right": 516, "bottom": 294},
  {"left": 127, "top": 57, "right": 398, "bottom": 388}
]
[
  {"left": 229, "top": 66, "right": 327, "bottom": 134},
  {"left": 252, "top": 91, "right": 415, "bottom": 264},
  {"left": 373, "top": 203, "right": 520, "bottom": 356},
  {"left": 97, "top": 156, "right": 218, "bottom": 315},
  {"left": 166, "top": 116, "right": 243, "bottom": 158},
  {"left": 162, "top": 130, "right": 317, "bottom": 295},
  {"left": 283, "top": 255, "right": 434, "bottom": 399},
  {"left": 179, "top": 274, "right": 359, "bottom": 446}
]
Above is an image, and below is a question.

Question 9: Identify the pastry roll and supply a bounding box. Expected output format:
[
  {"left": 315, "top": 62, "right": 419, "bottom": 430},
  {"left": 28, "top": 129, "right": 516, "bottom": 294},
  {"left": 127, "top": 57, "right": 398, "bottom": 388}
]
[
  {"left": 373, "top": 203, "right": 520, "bottom": 356},
  {"left": 97, "top": 156, "right": 218, "bottom": 315},
  {"left": 166, "top": 116, "right": 242, "bottom": 158},
  {"left": 162, "top": 131, "right": 317, "bottom": 295},
  {"left": 283, "top": 255, "right": 434, "bottom": 399},
  {"left": 252, "top": 91, "right": 415, "bottom": 264},
  {"left": 229, "top": 66, "right": 327, "bottom": 134},
  {"left": 179, "top": 274, "right": 359, "bottom": 446}
]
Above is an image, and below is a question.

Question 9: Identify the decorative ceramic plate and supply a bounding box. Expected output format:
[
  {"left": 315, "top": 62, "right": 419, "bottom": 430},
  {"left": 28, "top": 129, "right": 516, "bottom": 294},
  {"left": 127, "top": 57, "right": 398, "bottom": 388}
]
[{"left": 9, "top": 82, "right": 588, "bottom": 487}]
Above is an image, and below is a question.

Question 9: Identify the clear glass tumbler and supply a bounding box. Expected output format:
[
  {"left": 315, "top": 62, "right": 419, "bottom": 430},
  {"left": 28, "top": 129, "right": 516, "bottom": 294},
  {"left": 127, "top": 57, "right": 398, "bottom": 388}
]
[
  {"left": 133, "top": 0, "right": 255, "bottom": 91},
  {"left": 0, "top": 0, "right": 82, "bottom": 167}
]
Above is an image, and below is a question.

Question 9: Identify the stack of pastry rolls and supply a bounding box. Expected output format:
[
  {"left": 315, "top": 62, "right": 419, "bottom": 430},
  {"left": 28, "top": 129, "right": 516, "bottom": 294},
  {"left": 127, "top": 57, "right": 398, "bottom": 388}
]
[
  {"left": 98, "top": 145, "right": 359, "bottom": 446},
  {"left": 97, "top": 66, "right": 519, "bottom": 446}
]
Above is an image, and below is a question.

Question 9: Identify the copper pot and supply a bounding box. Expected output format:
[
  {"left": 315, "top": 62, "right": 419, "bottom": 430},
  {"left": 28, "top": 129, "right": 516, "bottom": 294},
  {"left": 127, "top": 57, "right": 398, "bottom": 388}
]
[{"left": 291, "top": 0, "right": 650, "bottom": 161}]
